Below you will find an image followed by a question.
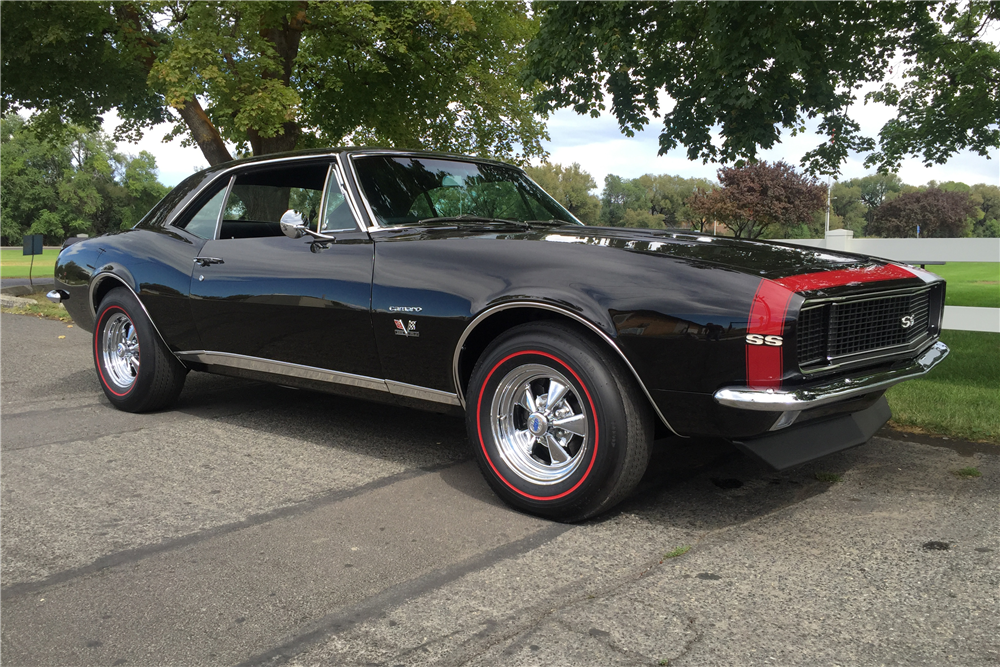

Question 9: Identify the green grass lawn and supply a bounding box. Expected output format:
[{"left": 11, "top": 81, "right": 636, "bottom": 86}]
[
  {"left": 927, "top": 262, "right": 999, "bottom": 308},
  {"left": 1, "top": 248, "right": 59, "bottom": 278},
  {"left": 886, "top": 330, "right": 1000, "bottom": 442}
]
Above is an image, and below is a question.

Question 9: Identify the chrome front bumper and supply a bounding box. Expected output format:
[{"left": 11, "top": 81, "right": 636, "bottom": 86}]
[{"left": 714, "top": 341, "right": 949, "bottom": 412}]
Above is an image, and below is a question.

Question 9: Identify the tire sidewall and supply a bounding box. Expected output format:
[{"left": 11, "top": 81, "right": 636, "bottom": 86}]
[{"left": 468, "top": 326, "right": 630, "bottom": 518}]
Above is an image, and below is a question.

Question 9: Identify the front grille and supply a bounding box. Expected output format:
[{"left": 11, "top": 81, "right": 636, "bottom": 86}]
[{"left": 797, "top": 287, "right": 935, "bottom": 371}]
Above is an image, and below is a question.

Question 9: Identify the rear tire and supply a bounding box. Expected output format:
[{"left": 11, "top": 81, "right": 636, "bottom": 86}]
[
  {"left": 94, "top": 287, "right": 186, "bottom": 412},
  {"left": 466, "top": 321, "right": 653, "bottom": 521}
]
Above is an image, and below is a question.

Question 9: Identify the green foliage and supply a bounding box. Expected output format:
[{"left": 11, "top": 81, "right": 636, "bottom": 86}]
[
  {"left": 3, "top": 1, "right": 547, "bottom": 165},
  {"left": 526, "top": 1, "right": 999, "bottom": 176},
  {"left": 600, "top": 175, "right": 650, "bottom": 227},
  {"left": 0, "top": 113, "right": 167, "bottom": 245},
  {"left": 636, "top": 174, "right": 717, "bottom": 230},
  {"left": 525, "top": 163, "right": 601, "bottom": 224},
  {"left": 688, "top": 161, "right": 826, "bottom": 239},
  {"left": 865, "top": 2, "right": 1000, "bottom": 171},
  {"left": 869, "top": 188, "right": 977, "bottom": 238}
]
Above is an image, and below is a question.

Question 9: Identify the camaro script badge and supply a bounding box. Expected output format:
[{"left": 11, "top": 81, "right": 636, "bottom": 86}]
[
  {"left": 394, "top": 319, "right": 420, "bottom": 337},
  {"left": 900, "top": 315, "right": 915, "bottom": 329}
]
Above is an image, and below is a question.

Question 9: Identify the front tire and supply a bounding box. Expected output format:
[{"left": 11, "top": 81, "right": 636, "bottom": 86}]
[
  {"left": 466, "top": 322, "right": 653, "bottom": 521},
  {"left": 94, "top": 287, "right": 186, "bottom": 412}
]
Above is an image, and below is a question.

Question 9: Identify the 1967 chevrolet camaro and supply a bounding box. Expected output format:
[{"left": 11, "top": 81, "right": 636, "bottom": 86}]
[{"left": 50, "top": 148, "right": 949, "bottom": 520}]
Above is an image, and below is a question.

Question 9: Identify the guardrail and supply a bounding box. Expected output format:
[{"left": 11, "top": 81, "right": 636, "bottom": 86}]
[{"left": 777, "top": 231, "right": 999, "bottom": 333}]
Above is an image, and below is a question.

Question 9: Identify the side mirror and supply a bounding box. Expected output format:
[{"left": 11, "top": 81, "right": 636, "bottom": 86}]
[{"left": 280, "top": 219, "right": 307, "bottom": 239}]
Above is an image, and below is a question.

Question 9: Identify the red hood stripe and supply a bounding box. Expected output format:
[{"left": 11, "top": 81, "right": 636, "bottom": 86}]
[
  {"left": 773, "top": 263, "right": 915, "bottom": 292},
  {"left": 744, "top": 263, "right": 916, "bottom": 388}
]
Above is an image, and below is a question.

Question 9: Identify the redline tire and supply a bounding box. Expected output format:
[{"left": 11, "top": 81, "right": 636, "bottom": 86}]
[
  {"left": 94, "top": 288, "right": 186, "bottom": 412},
  {"left": 466, "top": 321, "right": 653, "bottom": 521}
]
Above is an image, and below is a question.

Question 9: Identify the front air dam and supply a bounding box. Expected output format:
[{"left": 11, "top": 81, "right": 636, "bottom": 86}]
[{"left": 733, "top": 396, "right": 892, "bottom": 470}]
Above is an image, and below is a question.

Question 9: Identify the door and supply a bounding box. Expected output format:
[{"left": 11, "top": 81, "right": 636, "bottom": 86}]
[{"left": 187, "top": 160, "right": 381, "bottom": 379}]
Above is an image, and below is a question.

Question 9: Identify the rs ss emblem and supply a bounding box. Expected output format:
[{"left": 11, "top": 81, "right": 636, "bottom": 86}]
[
  {"left": 900, "top": 315, "right": 915, "bottom": 329},
  {"left": 746, "top": 334, "right": 783, "bottom": 346}
]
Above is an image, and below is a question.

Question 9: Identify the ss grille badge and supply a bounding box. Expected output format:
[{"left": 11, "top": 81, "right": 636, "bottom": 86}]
[
  {"left": 900, "top": 314, "right": 915, "bottom": 329},
  {"left": 746, "top": 334, "right": 783, "bottom": 346},
  {"left": 394, "top": 319, "right": 420, "bottom": 337}
]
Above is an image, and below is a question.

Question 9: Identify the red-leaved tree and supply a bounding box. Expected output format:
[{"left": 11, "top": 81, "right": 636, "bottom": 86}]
[
  {"left": 869, "top": 188, "right": 976, "bottom": 237},
  {"left": 688, "top": 161, "right": 826, "bottom": 239}
]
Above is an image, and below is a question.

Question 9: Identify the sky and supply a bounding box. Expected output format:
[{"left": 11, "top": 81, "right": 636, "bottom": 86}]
[{"left": 107, "top": 94, "right": 999, "bottom": 191}]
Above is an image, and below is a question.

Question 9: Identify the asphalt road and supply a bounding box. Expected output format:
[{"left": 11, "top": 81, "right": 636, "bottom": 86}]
[{"left": 2, "top": 312, "right": 997, "bottom": 666}]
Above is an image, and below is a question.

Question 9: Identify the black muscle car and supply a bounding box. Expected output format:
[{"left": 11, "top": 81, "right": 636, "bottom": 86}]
[{"left": 49, "top": 149, "right": 949, "bottom": 520}]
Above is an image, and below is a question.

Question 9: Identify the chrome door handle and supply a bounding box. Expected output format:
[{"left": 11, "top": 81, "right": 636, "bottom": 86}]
[{"left": 194, "top": 257, "right": 225, "bottom": 267}]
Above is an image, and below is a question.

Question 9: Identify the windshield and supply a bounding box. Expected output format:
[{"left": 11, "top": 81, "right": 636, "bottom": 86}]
[{"left": 352, "top": 155, "right": 581, "bottom": 228}]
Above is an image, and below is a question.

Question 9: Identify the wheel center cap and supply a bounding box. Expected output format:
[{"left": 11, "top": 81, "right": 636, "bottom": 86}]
[
  {"left": 117, "top": 343, "right": 126, "bottom": 358},
  {"left": 527, "top": 412, "right": 549, "bottom": 436}
]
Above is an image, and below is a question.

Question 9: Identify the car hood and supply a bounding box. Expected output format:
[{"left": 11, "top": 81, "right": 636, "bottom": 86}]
[{"left": 529, "top": 226, "right": 898, "bottom": 282}]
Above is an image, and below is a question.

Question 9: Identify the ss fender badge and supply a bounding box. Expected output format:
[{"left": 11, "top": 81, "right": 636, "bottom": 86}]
[
  {"left": 394, "top": 319, "right": 420, "bottom": 337},
  {"left": 746, "top": 334, "right": 783, "bottom": 347}
]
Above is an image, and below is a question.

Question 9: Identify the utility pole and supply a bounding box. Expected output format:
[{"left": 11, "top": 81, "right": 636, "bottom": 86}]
[{"left": 824, "top": 178, "right": 832, "bottom": 235}]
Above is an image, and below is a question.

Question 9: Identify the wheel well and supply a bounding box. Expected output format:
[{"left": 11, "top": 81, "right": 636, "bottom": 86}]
[
  {"left": 92, "top": 276, "right": 127, "bottom": 313},
  {"left": 456, "top": 306, "right": 677, "bottom": 439},
  {"left": 457, "top": 308, "right": 587, "bottom": 399}
]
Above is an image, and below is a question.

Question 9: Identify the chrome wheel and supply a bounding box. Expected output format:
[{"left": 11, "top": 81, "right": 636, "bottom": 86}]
[
  {"left": 490, "top": 364, "right": 589, "bottom": 485},
  {"left": 101, "top": 312, "right": 139, "bottom": 390}
]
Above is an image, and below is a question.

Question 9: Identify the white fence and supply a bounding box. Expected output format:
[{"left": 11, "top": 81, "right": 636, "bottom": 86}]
[{"left": 776, "top": 231, "right": 999, "bottom": 333}]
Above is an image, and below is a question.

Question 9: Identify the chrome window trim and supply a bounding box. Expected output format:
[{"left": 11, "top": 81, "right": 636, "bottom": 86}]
[
  {"left": 171, "top": 351, "right": 462, "bottom": 406},
  {"left": 165, "top": 152, "right": 342, "bottom": 233},
  {"left": 88, "top": 273, "right": 184, "bottom": 368},
  {"left": 316, "top": 163, "right": 336, "bottom": 233},
  {"left": 335, "top": 153, "right": 370, "bottom": 234},
  {"left": 451, "top": 301, "right": 686, "bottom": 437},
  {"left": 345, "top": 152, "right": 564, "bottom": 232},
  {"left": 715, "top": 341, "right": 949, "bottom": 411},
  {"left": 211, "top": 175, "right": 236, "bottom": 240}
]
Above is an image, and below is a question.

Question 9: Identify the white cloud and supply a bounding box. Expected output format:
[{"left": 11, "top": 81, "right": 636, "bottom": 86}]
[{"left": 103, "top": 109, "right": 214, "bottom": 186}]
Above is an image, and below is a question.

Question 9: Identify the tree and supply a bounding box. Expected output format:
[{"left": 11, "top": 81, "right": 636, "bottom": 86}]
[
  {"left": 525, "top": 162, "right": 601, "bottom": 224},
  {"left": 687, "top": 161, "right": 825, "bottom": 239},
  {"left": 635, "top": 174, "right": 716, "bottom": 229},
  {"left": 3, "top": 2, "right": 547, "bottom": 167},
  {"left": 969, "top": 184, "right": 1000, "bottom": 237},
  {"left": 525, "top": 1, "right": 999, "bottom": 176},
  {"left": 600, "top": 175, "right": 650, "bottom": 227},
  {"left": 869, "top": 188, "right": 977, "bottom": 238},
  {"left": 0, "top": 113, "right": 167, "bottom": 244}
]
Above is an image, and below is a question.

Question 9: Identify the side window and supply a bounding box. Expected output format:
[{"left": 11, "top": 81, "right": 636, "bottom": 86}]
[
  {"left": 217, "top": 163, "right": 330, "bottom": 240},
  {"left": 321, "top": 170, "right": 359, "bottom": 232},
  {"left": 174, "top": 178, "right": 231, "bottom": 239}
]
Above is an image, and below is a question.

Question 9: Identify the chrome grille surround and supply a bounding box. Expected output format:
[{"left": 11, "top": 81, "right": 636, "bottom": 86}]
[{"left": 796, "top": 285, "right": 941, "bottom": 373}]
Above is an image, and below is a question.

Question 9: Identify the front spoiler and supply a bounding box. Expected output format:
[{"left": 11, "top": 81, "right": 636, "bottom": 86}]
[
  {"left": 733, "top": 396, "right": 891, "bottom": 470},
  {"left": 714, "top": 341, "right": 948, "bottom": 412}
]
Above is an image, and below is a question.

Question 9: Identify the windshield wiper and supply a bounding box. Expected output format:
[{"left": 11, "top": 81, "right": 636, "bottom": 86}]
[
  {"left": 523, "top": 219, "right": 574, "bottom": 227},
  {"left": 417, "top": 215, "right": 526, "bottom": 228}
]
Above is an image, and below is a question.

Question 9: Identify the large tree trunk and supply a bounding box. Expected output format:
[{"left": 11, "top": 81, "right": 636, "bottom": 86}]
[
  {"left": 175, "top": 98, "right": 234, "bottom": 166},
  {"left": 248, "top": 6, "right": 308, "bottom": 156}
]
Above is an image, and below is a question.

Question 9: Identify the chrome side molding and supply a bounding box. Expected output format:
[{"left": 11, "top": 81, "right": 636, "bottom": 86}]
[
  {"left": 714, "top": 341, "right": 949, "bottom": 411},
  {"left": 173, "top": 350, "right": 462, "bottom": 406}
]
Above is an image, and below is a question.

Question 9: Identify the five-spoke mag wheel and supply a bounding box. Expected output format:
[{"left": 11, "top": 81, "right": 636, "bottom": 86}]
[
  {"left": 100, "top": 311, "right": 140, "bottom": 391},
  {"left": 492, "top": 364, "right": 589, "bottom": 485}
]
